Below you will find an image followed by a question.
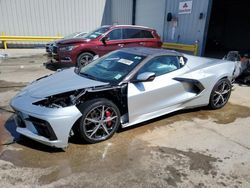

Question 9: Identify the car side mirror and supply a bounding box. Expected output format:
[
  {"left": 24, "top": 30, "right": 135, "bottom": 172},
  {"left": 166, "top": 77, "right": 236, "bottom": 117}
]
[
  {"left": 101, "top": 36, "right": 108, "bottom": 46},
  {"left": 93, "top": 55, "right": 99, "bottom": 61},
  {"left": 133, "top": 72, "right": 156, "bottom": 83}
]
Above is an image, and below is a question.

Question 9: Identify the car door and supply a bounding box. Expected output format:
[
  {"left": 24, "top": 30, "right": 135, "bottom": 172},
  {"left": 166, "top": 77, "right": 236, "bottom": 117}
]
[
  {"left": 127, "top": 55, "right": 190, "bottom": 125},
  {"left": 122, "top": 28, "right": 159, "bottom": 48},
  {"left": 139, "top": 30, "right": 160, "bottom": 48},
  {"left": 97, "top": 28, "right": 124, "bottom": 56},
  {"left": 122, "top": 28, "right": 143, "bottom": 48}
]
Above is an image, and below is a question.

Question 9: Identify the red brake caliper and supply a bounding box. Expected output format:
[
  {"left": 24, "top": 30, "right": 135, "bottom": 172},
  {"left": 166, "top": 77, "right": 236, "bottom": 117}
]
[{"left": 105, "top": 111, "right": 112, "bottom": 127}]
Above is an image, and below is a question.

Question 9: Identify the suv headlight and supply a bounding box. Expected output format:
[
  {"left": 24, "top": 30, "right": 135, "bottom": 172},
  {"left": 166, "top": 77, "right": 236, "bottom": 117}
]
[{"left": 60, "top": 45, "right": 76, "bottom": 51}]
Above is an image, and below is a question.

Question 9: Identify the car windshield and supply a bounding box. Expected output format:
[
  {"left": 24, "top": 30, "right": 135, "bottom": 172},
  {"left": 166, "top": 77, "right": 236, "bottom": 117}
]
[
  {"left": 83, "top": 26, "right": 110, "bottom": 39},
  {"left": 79, "top": 51, "right": 146, "bottom": 84},
  {"left": 63, "top": 32, "right": 81, "bottom": 39}
]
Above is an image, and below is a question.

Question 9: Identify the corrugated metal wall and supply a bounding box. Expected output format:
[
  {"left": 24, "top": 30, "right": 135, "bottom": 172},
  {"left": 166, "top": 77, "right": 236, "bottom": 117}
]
[
  {"left": 0, "top": 0, "right": 107, "bottom": 36},
  {"left": 164, "top": 0, "right": 211, "bottom": 55},
  {"left": 111, "top": 0, "right": 132, "bottom": 25},
  {"left": 0, "top": 0, "right": 132, "bottom": 36},
  {"left": 135, "top": 0, "right": 166, "bottom": 37},
  {"left": 0, "top": 0, "right": 212, "bottom": 55},
  {"left": 133, "top": 0, "right": 211, "bottom": 55}
]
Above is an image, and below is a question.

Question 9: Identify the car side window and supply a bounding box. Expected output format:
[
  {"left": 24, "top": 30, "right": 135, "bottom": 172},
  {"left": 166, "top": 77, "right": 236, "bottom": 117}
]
[
  {"left": 137, "top": 56, "right": 181, "bottom": 77},
  {"left": 140, "top": 30, "right": 154, "bottom": 38},
  {"left": 123, "top": 29, "right": 140, "bottom": 39},
  {"left": 106, "top": 29, "right": 122, "bottom": 40},
  {"left": 123, "top": 28, "right": 154, "bottom": 39}
]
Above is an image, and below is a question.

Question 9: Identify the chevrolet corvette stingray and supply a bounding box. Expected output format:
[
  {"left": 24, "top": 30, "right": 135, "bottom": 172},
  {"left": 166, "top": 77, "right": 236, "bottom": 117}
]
[{"left": 11, "top": 47, "right": 236, "bottom": 148}]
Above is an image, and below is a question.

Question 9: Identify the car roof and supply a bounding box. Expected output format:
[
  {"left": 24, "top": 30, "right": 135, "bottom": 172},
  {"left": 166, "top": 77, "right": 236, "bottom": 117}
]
[
  {"left": 119, "top": 47, "right": 183, "bottom": 57},
  {"left": 103, "top": 25, "right": 153, "bottom": 30}
]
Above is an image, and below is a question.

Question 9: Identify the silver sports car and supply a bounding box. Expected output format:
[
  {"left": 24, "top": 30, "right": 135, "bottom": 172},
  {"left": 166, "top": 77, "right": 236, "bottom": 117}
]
[{"left": 11, "top": 47, "right": 236, "bottom": 148}]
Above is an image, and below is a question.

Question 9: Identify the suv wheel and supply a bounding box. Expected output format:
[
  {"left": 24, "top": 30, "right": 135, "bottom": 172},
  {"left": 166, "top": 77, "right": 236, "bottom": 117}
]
[{"left": 77, "top": 52, "right": 94, "bottom": 68}]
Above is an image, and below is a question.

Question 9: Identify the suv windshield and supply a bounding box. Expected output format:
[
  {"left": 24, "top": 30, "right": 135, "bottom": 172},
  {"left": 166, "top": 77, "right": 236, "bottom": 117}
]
[
  {"left": 79, "top": 51, "right": 146, "bottom": 84},
  {"left": 63, "top": 32, "right": 81, "bottom": 39},
  {"left": 84, "top": 26, "right": 110, "bottom": 39}
]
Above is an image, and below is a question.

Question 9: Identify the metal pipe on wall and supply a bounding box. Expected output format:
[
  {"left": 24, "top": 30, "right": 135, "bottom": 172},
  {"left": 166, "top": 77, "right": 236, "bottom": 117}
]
[{"left": 132, "top": 0, "right": 137, "bottom": 25}]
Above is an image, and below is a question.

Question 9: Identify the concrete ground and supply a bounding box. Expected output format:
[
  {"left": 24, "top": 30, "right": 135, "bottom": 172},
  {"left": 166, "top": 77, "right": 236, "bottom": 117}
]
[
  {"left": 0, "top": 49, "right": 45, "bottom": 58},
  {"left": 0, "top": 53, "right": 250, "bottom": 188}
]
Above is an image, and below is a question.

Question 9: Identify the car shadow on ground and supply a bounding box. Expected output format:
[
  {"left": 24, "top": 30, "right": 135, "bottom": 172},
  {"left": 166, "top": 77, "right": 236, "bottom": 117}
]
[
  {"left": 235, "top": 79, "right": 250, "bottom": 87},
  {"left": 44, "top": 61, "right": 74, "bottom": 71},
  {"left": 2, "top": 106, "right": 215, "bottom": 153},
  {"left": 118, "top": 106, "right": 206, "bottom": 133}
]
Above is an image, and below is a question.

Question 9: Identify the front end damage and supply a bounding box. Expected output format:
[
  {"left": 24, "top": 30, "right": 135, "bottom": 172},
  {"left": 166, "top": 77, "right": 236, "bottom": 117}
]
[{"left": 11, "top": 84, "right": 129, "bottom": 148}]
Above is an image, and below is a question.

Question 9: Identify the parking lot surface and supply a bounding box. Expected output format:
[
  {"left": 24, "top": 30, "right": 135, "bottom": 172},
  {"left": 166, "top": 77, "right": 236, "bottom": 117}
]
[{"left": 0, "top": 54, "right": 250, "bottom": 188}]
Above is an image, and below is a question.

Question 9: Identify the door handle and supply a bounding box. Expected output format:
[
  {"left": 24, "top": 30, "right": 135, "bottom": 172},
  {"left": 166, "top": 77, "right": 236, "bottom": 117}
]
[
  {"left": 139, "top": 42, "right": 145, "bottom": 45},
  {"left": 118, "top": 44, "right": 124, "bottom": 47}
]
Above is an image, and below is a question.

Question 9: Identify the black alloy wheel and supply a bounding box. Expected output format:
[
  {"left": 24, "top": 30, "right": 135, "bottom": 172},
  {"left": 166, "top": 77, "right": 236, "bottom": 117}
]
[
  {"left": 209, "top": 78, "right": 231, "bottom": 109},
  {"left": 79, "top": 99, "right": 120, "bottom": 143}
]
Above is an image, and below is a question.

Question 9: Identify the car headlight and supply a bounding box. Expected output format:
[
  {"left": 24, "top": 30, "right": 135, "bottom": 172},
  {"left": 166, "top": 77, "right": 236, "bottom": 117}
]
[{"left": 60, "top": 45, "right": 76, "bottom": 51}]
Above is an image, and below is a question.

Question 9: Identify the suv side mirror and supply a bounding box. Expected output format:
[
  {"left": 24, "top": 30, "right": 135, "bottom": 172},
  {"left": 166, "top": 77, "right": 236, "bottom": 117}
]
[
  {"left": 93, "top": 55, "right": 99, "bottom": 61},
  {"left": 132, "top": 72, "right": 156, "bottom": 83},
  {"left": 101, "top": 36, "right": 108, "bottom": 46}
]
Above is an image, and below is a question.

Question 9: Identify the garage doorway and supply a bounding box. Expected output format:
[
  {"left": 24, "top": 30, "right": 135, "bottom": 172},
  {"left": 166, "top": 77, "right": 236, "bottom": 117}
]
[{"left": 204, "top": 0, "right": 250, "bottom": 58}]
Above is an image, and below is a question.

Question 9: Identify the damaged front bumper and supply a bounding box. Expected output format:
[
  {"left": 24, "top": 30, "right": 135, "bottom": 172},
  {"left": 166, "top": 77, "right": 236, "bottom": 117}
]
[{"left": 10, "top": 93, "right": 82, "bottom": 148}]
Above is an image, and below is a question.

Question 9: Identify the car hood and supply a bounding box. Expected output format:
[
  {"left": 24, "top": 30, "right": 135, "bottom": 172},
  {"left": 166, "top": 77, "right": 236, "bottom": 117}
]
[
  {"left": 21, "top": 68, "right": 108, "bottom": 98},
  {"left": 57, "top": 38, "right": 91, "bottom": 45}
]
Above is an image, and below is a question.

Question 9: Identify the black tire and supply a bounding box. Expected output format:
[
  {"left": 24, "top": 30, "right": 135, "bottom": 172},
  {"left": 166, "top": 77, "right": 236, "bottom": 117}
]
[
  {"left": 209, "top": 78, "right": 232, "bottom": 109},
  {"left": 77, "top": 52, "right": 94, "bottom": 68},
  {"left": 78, "top": 99, "right": 120, "bottom": 144}
]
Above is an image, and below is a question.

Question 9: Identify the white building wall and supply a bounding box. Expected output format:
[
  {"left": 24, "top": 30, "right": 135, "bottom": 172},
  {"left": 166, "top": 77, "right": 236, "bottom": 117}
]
[{"left": 0, "top": 0, "right": 129, "bottom": 36}]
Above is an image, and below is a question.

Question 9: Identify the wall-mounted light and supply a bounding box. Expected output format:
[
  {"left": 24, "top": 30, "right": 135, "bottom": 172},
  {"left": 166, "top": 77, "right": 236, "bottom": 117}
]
[
  {"left": 167, "top": 12, "right": 172, "bottom": 22},
  {"left": 199, "top": 13, "right": 204, "bottom": 20}
]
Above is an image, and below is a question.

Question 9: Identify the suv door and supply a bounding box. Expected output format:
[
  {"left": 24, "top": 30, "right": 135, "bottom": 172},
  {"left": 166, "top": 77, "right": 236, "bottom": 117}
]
[
  {"left": 98, "top": 28, "right": 124, "bottom": 56},
  {"left": 122, "top": 28, "right": 158, "bottom": 48},
  {"left": 127, "top": 55, "right": 190, "bottom": 125}
]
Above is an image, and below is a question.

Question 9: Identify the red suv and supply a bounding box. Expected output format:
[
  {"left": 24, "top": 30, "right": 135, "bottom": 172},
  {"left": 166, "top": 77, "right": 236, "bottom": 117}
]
[{"left": 51, "top": 25, "right": 162, "bottom": 68}]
